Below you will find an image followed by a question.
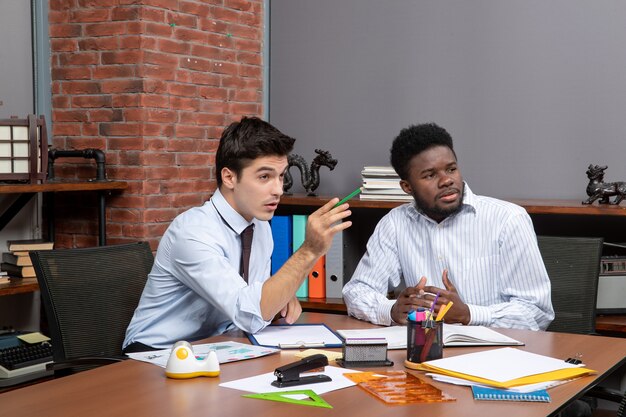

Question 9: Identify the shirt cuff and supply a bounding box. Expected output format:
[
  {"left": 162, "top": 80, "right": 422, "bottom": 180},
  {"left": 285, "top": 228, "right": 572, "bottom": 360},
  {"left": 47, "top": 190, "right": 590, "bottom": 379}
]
[
  {"left": 467, "top": 304, "right": 491, "bottom": 326},
  {"left": 377, "top": 299, "right": 396, "bottom": 326}
]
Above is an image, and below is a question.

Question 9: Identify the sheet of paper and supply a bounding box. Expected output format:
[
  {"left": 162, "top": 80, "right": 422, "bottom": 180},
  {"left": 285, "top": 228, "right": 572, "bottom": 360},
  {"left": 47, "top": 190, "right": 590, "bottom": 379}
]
[
  {"left": 426, "top": 373, "right": 575, "bottom": 393},
  {"left": 336, "top": 326, "right": 406, "bottom": 349},
  {"left": 126, "top": 341, "right": 279, "bottom": 368},
  {"left": 219, "top": 365, "right": 359, "bottom": 394},
  {"left": 17, "top": 332, "right": 51, "bottom": 344},
  {"left": 250, "top": 324, "right": 343, "bottom": 348},
  {"left": 442, "top": 325, "right": 524, "bottom": 346},
  {"left": 424, "top": 347, "right": 583, "bottom": 383}
]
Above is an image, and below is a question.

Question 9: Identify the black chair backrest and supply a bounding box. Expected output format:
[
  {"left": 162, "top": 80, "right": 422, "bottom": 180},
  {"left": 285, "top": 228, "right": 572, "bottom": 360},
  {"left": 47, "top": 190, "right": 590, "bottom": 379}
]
[
  {"left": 537, "top": 236, "right": 603, "bottom": 334},
  {"left": 30, "top": 242, "right": 153, "bottom": 363}
]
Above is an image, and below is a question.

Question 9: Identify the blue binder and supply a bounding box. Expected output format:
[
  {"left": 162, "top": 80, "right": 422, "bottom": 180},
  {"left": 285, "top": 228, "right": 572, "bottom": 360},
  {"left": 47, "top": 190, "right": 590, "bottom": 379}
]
[
  {"left": 292, "top": 215, "right": 308, "bottom": 297},
  {"left": 270, "top": 215, "right": 292, "bottom": 274}
]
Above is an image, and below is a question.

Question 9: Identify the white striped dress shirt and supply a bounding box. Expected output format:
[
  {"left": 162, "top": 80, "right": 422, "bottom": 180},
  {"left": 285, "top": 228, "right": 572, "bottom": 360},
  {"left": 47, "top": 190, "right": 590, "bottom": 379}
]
[{"left": 343, "top": 184, "right": 554, "bottom": 330}]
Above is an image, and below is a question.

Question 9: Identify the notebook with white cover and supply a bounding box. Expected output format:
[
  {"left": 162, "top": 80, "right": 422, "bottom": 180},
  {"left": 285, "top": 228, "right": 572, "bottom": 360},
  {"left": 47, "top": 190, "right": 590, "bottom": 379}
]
[{"left": 336, "top": 324, "right": 523, "bottom": 349}]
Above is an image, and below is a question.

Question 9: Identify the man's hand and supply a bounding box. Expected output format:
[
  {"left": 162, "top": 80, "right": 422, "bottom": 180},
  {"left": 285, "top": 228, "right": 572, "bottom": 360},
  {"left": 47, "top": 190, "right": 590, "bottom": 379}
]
[
  {"left": 390, "top": 277, "right": 426, "bottom": 324},
  {"left": 279, "top": 297, "right": 302, "bottom": 324},
  {"left": 300, "top": 199, "right": 352, "bottom": 258},
  {"left": 423, "top": 270, "right": 471, "bottom": 324}
]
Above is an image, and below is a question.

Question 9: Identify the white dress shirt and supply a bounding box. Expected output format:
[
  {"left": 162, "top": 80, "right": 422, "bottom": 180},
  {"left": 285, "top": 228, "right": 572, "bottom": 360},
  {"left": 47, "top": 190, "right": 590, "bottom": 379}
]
[
  {"left": 123, "top": 188, "right": 272, "bottom": 349},
  {"left": 342, "top": 184, "right": 554, "bottom": 330}
]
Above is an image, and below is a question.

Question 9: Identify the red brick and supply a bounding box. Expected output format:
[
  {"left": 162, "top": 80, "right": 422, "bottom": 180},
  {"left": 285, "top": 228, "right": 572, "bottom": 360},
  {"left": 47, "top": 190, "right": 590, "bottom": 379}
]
[
  {"left": 53, "top": 110, "right": 89, "bottom": 122},
  {"left": 100, "top": 124, "right": 142, "bottom": 137},
  {"left": 230, "top": 88, "right": 260, "bottom": 102},
  {"left": 117, "top": 151, "right": 142, "bottom": 166},
  {"left": 190, "top": 72, "right": 220, "bottom": 86},
  {"left": 191, "top": 44, "right": 235, "bottom": 61},
  {"left": 145, "top": 195, "right": 174, "bottom": 208},
  {"left": 172, "top": 193, "right": 205, "bottom": 208},
  {"left": 140, "top": 94, "right": 170, "bottom": 108},
  {"left": 110, "top": 208, "right": 142, "bottom": 222},
  {"left": 225, "top": 0, "right": 254, "bottom": 12},
  {"left": 62, "top": 81, "right": 101, "bottom": 94},
  {"left": 50, "top": 23, "right": 82, "bottom": 38},
  {"left": 239, "top": 11, "right": 262, "bottom": 27},
  {"left": 140, "top": 65, "right": 177, "bottom": 81},
  {"left": 82, "top": 122, "right": 100, "bottom": 136},
  {"left": 108, "top": 166, "right": 146, "bottom": 180},
  {"left": 72, "top": 95, "right": 112, "bottom": 108},
  {"left": 71, "top": 9, "right": 111, "bottom": 22},
  {"left": 89, "top": 109, "right": 124, "bottom": 122},
  {"left": 101, "top": 51, "right": 143, "bottom": 65},
  {"left": 174, "top": 27, "right": 207, "bottom": 43},
  {"left": 158, "top": 39, "right": 190, "bottom": 55},
  {"left": 144, "top": 138, "right": 168, "bottom": 151},
  {"left": 144, "top": 208, "right": 178, "bottom": 223},
  {"left": 141, "top": 7, "right": 166, "bottom": 23},
  {"left": 166, "top": 11, "right": 197, "bottom": 28},
  {"left": 119, "top": 35, "right": 143, "bottom": 50},
  {"left": 233, "top": 38, "right": 261, "bottom": 53},
  {"left": 168, "top": 83, "right": 198, "bottom": 97},
  {"left": 199, "top": 17, "right": 228, "bottom": 34},
  {"left": 93, "top": 65, "right": 136, "bottom": 79},
  {"left": 113, "top": 94, "right": 141, "bottom": 107},
  {"left": 59, "top": 52, "right": 99, "bottom": 66},
  {"left": 52, "top": 67, "right": 92, "bottom": 80},
  {"left": 85, "top": 22, "right": 128, "bottom": 37},
  {"left": 237, "top": 51, "right": 261, "bottom": 66},
  {"left": 78, "top": 0, "right": 118, "bottom": 7},
  {"left": 177, "top": 153, "right": 210, "bottom": 166},
  {"left": 101, "top": 79, "right": 144, "bottom": 93},
  {"left": 179, "top": 1, "right": 211, "bottom": 16},
  {"left": 53, "top": 123, "right": 82, "bottom": 136},
  {"left": 53, "top": 96, "right": 71, "bottom": 108},
  {"left": 170, "top": 96, "right": 200, "bottom": 111},
  {"left": 144, "top": 51, "right": 179, "bottom": 67},
  {"left": 166, "top": 139, "right": 196, "bottom": 152},
  {"left": 142, "top": 0, "right": 179, "bottom": 10},
  {"left": 112, "top": 6, "right": 140, "bottom": 21},
  {"left": 65, "top": 137, "right": 107, "bottom": 148},
  {"left": 210, "top": 61, "right": 238, "bottom": 76},
  {"left": 175, "top": 125, "right": 206, "bottom": 139},
  {"left": 51, "top": 38, "right": 78, "bottom": 52},
  {"left": 145, "top": 166, "right": 180, "bottom": 180},
  {"left": 141, "top": 152, "right": 176, "bottom": 166},
  {"left": 145, "top": 22, "right": 173, "bottom": 37},
  {"left": 228, "top": 102, "right": 260, "bottom": 115},
  {"left": 142, "top": 123, "right": 165, "bottom": 136},
  {"left": 144, "top": 80, "right": 168, "bottom": 94},
  {"left": 179, "top": 167, "right": 212, "bottom": 180},
  {"left": 79, "top": 37, "right": 119, "bottom": 51},
  {"left": 199, "top": 86, "right": 227, "bottom": 100},
  {"left": 211, "top": 7, "right": 240, "bottom": 23}
]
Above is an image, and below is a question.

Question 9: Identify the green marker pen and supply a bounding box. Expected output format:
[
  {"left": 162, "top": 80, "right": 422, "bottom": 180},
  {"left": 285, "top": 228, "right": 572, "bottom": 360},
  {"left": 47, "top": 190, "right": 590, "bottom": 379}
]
[{"left": 334, "top": 187, "right": 363, "bottom": 207}]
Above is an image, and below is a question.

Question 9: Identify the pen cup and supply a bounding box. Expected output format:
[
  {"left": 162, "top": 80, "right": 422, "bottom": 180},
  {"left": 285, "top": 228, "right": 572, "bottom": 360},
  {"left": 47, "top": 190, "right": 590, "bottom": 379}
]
[{"left": 405, "top": 319, "right": 443, "bottom": 368}]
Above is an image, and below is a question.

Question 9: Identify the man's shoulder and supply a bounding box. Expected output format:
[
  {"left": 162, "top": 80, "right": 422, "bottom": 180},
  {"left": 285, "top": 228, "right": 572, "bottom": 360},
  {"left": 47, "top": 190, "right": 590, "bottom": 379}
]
[{"left": 473, "top": 194, "right": 527, "bottom": 216}]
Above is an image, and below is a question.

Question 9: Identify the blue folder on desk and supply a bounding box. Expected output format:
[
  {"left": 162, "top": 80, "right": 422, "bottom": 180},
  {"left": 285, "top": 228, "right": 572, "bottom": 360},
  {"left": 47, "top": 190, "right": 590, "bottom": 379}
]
[{"left": 246, "top": 323, "right": 343, "bottom": 349}]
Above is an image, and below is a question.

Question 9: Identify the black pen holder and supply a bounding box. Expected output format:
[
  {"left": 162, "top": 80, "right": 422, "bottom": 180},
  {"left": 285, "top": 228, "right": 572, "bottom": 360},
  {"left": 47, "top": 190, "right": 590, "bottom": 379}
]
[{"left": 405, "top": 319, "right": 443, "bottom": 368}]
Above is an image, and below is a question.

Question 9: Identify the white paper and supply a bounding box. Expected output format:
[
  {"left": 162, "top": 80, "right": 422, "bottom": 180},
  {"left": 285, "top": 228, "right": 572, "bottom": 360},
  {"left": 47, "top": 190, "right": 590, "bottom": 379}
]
[
  {"left": 250, "top": 324, "right": 343, "bottom": 348},
  {"left": 126, "top": 341, "right": 279, "bottom": 368},
  {"left": 424, "top": 347, "right": 583, "bottom": 383},
  {"left": 219, "top": 365, "right": 358, "bottom": 394}
]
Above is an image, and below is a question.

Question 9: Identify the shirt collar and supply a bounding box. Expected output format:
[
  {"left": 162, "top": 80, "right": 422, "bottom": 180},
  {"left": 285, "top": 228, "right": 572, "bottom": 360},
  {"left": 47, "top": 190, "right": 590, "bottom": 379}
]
[{"left": 211, "top": 188, "right": 255, "bottom": 235}]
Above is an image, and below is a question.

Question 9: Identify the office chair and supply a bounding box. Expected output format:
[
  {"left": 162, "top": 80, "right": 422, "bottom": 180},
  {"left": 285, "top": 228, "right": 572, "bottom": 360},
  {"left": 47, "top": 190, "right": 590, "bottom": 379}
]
[
  {"left": 537, "top": 236, "right": 626, "bottom": 416},
  {"left": 30, "top": 242, "right": 154, "bottom": 374},
  {"left": 537, "top": 235, "right": 603, "bottom": 334}
]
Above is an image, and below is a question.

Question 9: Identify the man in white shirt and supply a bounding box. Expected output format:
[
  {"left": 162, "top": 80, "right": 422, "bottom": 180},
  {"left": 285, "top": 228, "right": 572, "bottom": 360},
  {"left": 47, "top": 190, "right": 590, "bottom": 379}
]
[
  {"left": 343, "top": 123, "right": 554, "bottom": 330},
  {"left": 124, "top": 117, "right": 352, "bottom": 351}
]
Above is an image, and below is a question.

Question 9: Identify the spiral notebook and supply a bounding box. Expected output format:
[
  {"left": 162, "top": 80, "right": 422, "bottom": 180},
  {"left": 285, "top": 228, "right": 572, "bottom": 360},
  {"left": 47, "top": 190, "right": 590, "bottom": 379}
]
[{"left": 471, "top": 386, "right": 551, "bottom": 402}]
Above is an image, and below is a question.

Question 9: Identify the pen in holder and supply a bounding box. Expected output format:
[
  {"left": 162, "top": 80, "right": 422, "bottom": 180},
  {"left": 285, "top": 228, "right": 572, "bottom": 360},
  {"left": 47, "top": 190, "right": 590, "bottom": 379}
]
[{"left": 404, "top": 318, "right": 443, "bottom": 369}]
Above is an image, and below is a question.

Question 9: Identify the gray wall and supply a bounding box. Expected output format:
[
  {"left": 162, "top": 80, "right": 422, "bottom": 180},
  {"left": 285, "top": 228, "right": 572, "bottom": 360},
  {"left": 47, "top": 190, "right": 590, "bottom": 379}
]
[{"left": 269, "top": 0, "right": 626, "bottom": 199}]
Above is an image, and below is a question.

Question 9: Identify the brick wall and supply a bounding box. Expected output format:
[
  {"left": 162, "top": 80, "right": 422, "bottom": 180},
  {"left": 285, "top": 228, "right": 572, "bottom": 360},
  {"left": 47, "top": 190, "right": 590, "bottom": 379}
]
[{"left": 48, "top": 0, "right": 264, "bottom": 249}]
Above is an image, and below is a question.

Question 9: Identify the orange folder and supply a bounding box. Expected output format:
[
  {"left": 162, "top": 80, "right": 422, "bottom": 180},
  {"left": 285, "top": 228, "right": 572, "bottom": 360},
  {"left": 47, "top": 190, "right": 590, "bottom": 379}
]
[{"left": 308, "top": 256, "right": 326, "bottom": 298}]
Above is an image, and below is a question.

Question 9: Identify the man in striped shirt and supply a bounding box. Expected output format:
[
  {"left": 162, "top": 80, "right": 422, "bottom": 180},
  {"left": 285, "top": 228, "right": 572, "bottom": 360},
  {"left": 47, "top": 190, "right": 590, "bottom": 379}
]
[{"left": 343, "top": 123, "right": 554, "bottom": 330}]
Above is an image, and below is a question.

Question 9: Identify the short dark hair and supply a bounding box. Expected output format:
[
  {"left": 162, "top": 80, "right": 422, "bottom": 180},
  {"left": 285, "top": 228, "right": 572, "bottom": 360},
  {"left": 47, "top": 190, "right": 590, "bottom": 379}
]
[
  {"left": 215, "top": 117, "right": 295, "bottom": 187},
  {"left": 390, "top": 123, "right": 455, "bottom": 180}
]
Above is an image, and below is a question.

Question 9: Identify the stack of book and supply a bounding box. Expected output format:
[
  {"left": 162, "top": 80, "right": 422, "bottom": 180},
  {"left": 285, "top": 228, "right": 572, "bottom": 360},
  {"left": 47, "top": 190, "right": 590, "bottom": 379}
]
[
  {"left": 1, "top": 239, "right": 54, "bottom": 279},
  {"left": 360, "top": 166, "right": 412, "bottom": 201}
]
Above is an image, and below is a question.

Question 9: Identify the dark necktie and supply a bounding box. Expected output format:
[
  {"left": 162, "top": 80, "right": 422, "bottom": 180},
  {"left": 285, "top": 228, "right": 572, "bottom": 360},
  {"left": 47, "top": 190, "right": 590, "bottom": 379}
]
[{"left": 240, "top": 224, "right": 254, "bottom": 282}]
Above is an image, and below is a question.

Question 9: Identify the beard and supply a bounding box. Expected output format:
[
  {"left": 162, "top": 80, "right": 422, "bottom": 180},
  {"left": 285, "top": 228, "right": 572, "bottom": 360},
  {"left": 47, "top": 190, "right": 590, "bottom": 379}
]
[{"left": 412, "top": 186, "right": 464, "bottom": 222}]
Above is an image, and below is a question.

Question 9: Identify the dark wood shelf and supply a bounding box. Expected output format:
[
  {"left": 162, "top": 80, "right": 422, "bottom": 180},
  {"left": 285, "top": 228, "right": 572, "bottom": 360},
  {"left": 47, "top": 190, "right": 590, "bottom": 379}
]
[
  {"left": 281, "top": 194, "right": 626, "bottom": 216},
  {"left": 299, "top": 297, "right": 347, "bottom": 313},
  {"left": 0, "top": 278, "right": 39, "bottom": 296},
  {"left": 0, "top": 180, "right": 128, "bottom": 194}
]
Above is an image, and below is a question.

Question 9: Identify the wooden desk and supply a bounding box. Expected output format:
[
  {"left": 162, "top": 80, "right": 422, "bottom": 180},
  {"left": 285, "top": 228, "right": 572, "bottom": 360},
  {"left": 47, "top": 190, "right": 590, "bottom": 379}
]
[
  {"left": 1, "top": 313, "right": 625, "bottom": 417},
  {"left": 0, "top": 180, "right": 127, "bottom": 246}
]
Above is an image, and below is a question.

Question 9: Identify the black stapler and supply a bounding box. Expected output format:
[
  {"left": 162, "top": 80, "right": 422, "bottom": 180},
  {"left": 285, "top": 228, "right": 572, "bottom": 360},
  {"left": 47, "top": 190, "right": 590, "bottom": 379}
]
[{"left": 271, "top": 354, "right": 332, "bottom": 388}]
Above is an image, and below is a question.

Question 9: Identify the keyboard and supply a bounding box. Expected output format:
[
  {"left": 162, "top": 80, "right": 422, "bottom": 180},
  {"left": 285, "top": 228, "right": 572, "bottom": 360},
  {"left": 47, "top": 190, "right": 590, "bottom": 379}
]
[{"left": 0, "top": 339, "right": 53, "bottom": 386}]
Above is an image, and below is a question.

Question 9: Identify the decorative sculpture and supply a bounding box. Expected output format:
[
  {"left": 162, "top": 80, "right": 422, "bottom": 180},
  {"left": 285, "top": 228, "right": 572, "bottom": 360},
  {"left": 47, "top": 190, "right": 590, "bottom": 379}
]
[
  {"left": 582, "top": 164, "right": 626, "bottom": 205},
  {"left": 283, "top": 149, "right": 338, "bottom": 196}
]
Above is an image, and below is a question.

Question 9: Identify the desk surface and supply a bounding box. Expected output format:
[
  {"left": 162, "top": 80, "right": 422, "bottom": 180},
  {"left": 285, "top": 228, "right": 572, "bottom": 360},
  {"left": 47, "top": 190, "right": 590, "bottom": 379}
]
[{"left": 1, "top": 313, "right": 625, "bottom": 417}]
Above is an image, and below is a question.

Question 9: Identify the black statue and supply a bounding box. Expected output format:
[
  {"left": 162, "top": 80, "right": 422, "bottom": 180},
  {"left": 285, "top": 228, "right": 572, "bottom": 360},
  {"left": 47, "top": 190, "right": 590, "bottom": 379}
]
[
  {"left": 283, "top": 149, "right": 338, "bottom": 196},
  {"left": 582, "top": 164, "right": 626, "bottom": 205}
]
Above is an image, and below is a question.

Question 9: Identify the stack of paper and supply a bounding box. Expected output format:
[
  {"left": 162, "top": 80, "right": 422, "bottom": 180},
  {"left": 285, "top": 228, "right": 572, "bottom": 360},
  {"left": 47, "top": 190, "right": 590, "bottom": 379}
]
[
  {"left": 418, "top": 347, "right": 596, "bottom": 389},
  {"left": 360, "top": 166, "right": 412, "bottom": 201}
]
